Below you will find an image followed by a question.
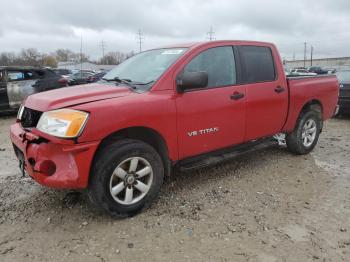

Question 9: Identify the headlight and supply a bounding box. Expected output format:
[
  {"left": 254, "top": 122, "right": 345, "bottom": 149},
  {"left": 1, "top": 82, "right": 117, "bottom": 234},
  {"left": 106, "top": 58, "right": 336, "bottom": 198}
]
[{"left": 37, "top": 109, "right": 89, "bottom": 138}]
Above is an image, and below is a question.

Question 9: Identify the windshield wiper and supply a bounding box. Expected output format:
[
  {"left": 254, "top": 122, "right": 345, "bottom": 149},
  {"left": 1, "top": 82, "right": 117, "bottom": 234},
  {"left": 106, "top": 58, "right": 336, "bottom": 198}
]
[
  {"left": 132, "top": 80, "right": 155, "bottom": 86},
  {"left": 102, "top": 77, "right": 136, "bottom": 89}
]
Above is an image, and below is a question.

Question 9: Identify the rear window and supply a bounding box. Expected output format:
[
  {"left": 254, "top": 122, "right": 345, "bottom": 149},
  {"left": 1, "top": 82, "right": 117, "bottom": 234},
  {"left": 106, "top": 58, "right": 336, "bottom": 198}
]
[{"left": 239, "top": 46, "right": 276, "bottom": 83}]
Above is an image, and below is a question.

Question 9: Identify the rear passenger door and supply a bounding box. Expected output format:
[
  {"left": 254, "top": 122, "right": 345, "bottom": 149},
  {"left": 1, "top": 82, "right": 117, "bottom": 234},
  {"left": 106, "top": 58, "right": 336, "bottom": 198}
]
[{"left": 237, "top": 45, "right": 288, "bottom": 141}]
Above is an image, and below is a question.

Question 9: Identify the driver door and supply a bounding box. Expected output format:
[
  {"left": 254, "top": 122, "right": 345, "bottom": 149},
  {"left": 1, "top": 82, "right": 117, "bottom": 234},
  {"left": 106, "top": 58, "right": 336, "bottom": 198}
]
[{"left": 175, "top": 46, "right": 246, "bottom": 159}]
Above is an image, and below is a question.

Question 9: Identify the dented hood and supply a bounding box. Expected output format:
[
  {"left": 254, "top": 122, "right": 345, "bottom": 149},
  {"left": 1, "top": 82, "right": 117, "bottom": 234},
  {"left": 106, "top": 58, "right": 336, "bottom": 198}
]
[{"left": 24, "top": 83, "right": 133, "bottom": 112}]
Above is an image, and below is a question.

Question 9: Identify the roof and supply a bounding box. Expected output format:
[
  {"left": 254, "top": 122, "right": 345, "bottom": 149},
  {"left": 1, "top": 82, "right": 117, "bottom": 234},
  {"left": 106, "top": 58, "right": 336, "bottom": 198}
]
[{"left": 153, "top": 40, "right": 274, "bottom": 50}]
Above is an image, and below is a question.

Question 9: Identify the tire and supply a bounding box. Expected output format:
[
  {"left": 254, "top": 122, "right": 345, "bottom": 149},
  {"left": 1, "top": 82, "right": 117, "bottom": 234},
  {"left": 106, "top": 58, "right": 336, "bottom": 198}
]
[
  {"left": 286, "top": 110, "right": 322, "bottom": 155},
  {"left": 88, "top": 139, "right": 164, "bottom": 217}
]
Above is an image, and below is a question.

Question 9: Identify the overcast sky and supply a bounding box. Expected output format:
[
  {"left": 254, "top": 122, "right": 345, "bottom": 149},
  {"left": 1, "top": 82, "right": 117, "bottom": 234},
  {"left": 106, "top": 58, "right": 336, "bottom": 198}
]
[{"left": 0, "top": 0, "right": 349, "bottom": 60}]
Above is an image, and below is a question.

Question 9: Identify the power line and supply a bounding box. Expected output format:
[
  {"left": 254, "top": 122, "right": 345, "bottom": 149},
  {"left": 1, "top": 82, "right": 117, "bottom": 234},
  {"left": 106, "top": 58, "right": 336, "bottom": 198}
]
[
  {"left": 136, "top": 29, "right": 144, "bottom": 53},
  {"left": 207, "top": 26, "right": 215, "bottom": 41}
]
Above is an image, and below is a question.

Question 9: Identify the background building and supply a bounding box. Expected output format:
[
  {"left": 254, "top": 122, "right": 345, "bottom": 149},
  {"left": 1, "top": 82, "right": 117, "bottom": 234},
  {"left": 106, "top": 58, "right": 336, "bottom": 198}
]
[{"left": 285, "top": 57, "right": 350, "bottom": 70}]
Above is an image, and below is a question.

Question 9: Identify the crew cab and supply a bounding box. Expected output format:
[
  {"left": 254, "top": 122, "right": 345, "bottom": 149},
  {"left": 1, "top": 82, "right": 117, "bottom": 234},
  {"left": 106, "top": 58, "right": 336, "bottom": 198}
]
[{"left": 10, "top": 41, "right": 339, "bottom": 217}]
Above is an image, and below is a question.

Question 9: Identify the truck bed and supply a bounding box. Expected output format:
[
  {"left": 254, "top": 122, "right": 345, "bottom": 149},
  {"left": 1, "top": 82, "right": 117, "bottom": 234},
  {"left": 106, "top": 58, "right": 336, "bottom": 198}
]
[{"left": 282, "top": 74, "right": 339, "bottom": 132}]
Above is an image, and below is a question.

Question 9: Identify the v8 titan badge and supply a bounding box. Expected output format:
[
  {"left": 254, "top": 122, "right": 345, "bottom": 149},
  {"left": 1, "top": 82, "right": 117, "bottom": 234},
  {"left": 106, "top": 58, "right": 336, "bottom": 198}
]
[{"left": 188, "top": 127, "right": 219, "bottom": 137}]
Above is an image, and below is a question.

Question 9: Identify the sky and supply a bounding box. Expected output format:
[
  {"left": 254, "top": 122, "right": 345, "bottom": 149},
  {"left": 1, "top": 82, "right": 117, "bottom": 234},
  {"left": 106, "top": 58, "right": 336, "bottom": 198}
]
[{"left": 0, "top": 0, "right": 349, "bottom": 61}]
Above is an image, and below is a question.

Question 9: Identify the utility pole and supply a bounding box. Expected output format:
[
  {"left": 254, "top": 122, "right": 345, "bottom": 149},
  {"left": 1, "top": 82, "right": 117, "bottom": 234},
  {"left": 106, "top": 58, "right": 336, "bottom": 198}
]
[
  {"left": 100, "top": 40, "right": 106, "bottom": 64},
  {"left": 207, "top": 26, "right": 215, "bottom": 41},
  {"left": 100, "top": 40, "right": 106, "bottom": 60},
  {"left": 137, "top": 29, "right": 144, "bottom": 53},
  {"left": 80, "top": 33, "right": 83, "bottom": 77},
  {"left": 303, "top": 42, "right": 307, "bottom": 68},
  {"left": 310, "top": 45, "right": 314, "bottom": 66},
  {"left": 293, "top": 52, "right": 295, "bottom": 61}
]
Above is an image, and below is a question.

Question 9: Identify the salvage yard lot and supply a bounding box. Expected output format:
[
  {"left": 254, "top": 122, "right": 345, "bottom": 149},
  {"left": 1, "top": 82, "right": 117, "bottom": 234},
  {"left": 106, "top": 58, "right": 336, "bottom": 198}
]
[{"left": 0, "top": 116, "right": 349, "bottom": 262}]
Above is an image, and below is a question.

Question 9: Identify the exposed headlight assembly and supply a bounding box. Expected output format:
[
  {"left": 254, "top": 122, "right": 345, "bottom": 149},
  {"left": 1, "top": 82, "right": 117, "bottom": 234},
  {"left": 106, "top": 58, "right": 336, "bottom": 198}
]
[{"left": 37, "top": 109, "right": 89, "bottom": 138}]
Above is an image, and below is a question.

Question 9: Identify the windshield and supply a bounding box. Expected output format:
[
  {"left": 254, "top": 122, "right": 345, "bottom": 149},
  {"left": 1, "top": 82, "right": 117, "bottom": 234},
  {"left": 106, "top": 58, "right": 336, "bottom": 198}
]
[
  {"left": 103, "top": 48, "right": 187, "bottom": 88},
  {"left": 336, "top": 70, "right": 350, "bottom": 82}
]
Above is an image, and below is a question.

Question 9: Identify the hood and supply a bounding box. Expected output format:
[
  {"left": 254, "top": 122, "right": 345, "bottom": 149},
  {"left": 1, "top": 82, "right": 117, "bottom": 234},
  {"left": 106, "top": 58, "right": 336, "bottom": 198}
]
[{"left": 25, "top": 83, "right": 133, "bottom": 112}]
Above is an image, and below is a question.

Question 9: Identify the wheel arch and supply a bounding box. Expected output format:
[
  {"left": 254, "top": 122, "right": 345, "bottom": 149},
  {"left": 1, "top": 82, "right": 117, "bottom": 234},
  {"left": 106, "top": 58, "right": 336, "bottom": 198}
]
[
  {"left": 92, "top": 126, "right": 172, "bottom": 177},
  {"left": 300, "top": 99, "right": 323, "bottom": 115},
  {"left": 298, "top": 99, "right": 323, "bottom": 130}
]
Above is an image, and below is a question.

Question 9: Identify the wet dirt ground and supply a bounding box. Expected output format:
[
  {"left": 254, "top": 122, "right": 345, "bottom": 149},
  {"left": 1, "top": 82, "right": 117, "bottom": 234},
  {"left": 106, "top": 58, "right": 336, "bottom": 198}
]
[{"left": 0, "top": 116, "right": 349, "bottom": 262}]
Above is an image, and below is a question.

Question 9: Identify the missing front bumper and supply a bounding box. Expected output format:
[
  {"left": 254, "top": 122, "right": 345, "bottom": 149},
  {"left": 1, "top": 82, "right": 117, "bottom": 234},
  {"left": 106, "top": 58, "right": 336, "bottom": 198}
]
[{"left": 10, "top": 122, "right": 100, "bottom": 189}]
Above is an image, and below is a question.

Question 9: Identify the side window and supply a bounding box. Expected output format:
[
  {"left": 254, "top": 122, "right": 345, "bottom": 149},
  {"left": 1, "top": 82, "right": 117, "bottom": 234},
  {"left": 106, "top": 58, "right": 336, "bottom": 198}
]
[
  {"left": 184, "top": 46, "right": 236, "bottom": 88},
  {"left": 7, "top": 71, "right": 35, "bottom": 82},
  {"left": 239, "top": 46, "right": 276, "bottom": 83}
]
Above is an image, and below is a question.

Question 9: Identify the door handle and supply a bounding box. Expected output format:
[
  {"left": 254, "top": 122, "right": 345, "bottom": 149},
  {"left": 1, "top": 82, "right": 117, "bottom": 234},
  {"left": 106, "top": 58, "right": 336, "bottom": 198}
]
[
  {"left": 230, "top": 92, "right": 244, "bottom": 100},
  {"left": 274, "top": 86, "right": 285, "bottom": 93}
]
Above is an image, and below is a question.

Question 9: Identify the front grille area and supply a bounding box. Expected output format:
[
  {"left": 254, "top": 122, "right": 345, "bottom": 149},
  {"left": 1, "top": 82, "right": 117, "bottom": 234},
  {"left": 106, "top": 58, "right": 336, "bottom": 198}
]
[{"left": 21, "top": 107, "right": 42, "bottom": 128}]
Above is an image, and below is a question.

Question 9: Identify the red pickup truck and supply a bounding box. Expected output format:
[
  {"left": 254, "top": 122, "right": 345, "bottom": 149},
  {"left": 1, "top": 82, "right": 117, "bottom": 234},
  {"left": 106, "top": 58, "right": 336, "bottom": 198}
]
[{"left": 10, "top": 40, "right": 339, "bottom": 217}]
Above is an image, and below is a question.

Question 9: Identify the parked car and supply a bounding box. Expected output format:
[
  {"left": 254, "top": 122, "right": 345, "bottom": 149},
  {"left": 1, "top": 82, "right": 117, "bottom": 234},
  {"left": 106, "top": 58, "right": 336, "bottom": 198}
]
[
  {"left": 335, "top": 69, "right": 350, "bottom": 114},
  {"left": 307, "top": 66, "right": 328, "bottom": 75},
  {"left": 87, "top": 71, "right": 107, "bottom": 83},
  {"left": 68, "top": 71, "right": 95, "bottom": 85},
  {"left": 10, "top": 40, "right": 339, "bottom": 217},
  {"left": 0, "top": 67, "right": 68, "bottom": 112},
  {"left": 290, "top": 68, "right": 317, "bottom": 76},
  {"left": 53, "top": 68, "right": 73, "bottom": 79},
  {"left": 324, "top": 68, "right": 337, "bottom": 74}
]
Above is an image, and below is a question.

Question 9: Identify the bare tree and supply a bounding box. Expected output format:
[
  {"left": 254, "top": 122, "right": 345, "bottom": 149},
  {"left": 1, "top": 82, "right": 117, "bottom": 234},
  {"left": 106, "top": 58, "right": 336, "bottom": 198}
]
[
  {"left": 0, "top": 48, "right": 130, "bottom": 67},
  {"left": 99, "top": 51, "right": 134, "bottom": 65},
  {"left": 20, "top": 48, "right": 41, "bottom": 66}
]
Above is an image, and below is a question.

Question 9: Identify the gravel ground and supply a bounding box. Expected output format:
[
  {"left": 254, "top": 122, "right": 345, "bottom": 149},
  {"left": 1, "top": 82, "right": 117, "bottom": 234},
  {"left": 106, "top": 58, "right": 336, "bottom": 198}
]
[{"left": 0, "top": 115, "right": 349, "bottom": 262}]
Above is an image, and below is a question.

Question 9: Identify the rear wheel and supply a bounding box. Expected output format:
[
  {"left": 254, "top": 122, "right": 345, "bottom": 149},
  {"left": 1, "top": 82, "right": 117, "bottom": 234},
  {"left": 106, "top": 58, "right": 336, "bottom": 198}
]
[
  {"left": 286, "top": 110, "right": 321, "bottom": 155},
  {"left": 88, "top": 139, "right": 164, "bottom": 217}
]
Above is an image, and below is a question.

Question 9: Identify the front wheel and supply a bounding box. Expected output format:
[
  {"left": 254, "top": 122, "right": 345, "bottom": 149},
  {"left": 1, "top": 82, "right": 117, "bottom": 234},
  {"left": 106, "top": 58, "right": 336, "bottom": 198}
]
[
  {"left": 286, "top": 110, "right": 322, "bottom": 155},
  {"left": 88, "top": 139, "right": 164, "bottom": 217}
]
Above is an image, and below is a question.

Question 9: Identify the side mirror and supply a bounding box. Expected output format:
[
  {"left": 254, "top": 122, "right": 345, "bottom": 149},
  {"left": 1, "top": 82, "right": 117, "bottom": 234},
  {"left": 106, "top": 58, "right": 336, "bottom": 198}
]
[{"left": 177, "top": 71, "right": 208, "bottom": 92}]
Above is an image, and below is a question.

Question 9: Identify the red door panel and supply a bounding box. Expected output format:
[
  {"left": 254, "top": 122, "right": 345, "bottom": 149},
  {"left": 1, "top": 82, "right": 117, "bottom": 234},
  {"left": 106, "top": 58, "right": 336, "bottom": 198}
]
[
  {"left": 176, "top": 86, "right": 246, "bottom": 159},
  {"left": 244, "top": 81, "right": 288, "bottom": 141},
  {"left": 237, "top": 45, "right": 289, "bottom": 141}
]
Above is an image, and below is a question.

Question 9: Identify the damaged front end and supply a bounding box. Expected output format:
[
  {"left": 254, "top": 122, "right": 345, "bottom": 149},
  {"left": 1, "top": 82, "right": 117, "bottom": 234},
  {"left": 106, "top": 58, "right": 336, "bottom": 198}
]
[{"left": 10, "top": 107, "right": 99, "bottom": 189}]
